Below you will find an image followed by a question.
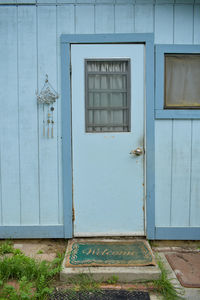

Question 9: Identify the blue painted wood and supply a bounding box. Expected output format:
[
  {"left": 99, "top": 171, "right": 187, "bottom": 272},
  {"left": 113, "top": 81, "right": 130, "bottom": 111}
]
[
  {"left": 61, "top": 42, "right": 73, "bottom": 238},
  {"left": 135, "top": 0, "right": 154, "bottom": 3},
  {"left": 57, "top": 5, "right": 74, "bottom": 225},
  {"left": 61, "top": 33, "right": 154, "bottom": 44},
  {"left": 116, "top": 0, "right": 134, "bottom": 3},
  {"left": 18, "top": 6, "right": 39, "bottom": 224},
  {"left": 194, "top": 5, "right": 200, "bottom": 44},
  {"left": 155, "top": 45, "right": 165, "bottom": 111},
  {"left": 154, "top": 5, "right": 173, "bottom": 232},
  {"left": 155, "top": 45, "right": 200, "bottom": 118},
  {"left": 57, "top": 0, "right": 76, "bottom": 3},
  {"left": 135, "top": 4, "right": 153, "bottom": 33},
  {"left": 0, "top": 2, "right": 200, "bottom": 239},
  {"left": 174, "top": 5, "right": 193, "bottom": 44},
  {"left": 76, "top": 5, "right": 94, "bottom": 34},
  {"left": 0, "top": 6, "right": 21, "bottom": 225},
  {"left": 115, "top": 4, "right": 134, "bottom": 33},
  {"left": 155, "top": 121, "right": 172, "bottom": 227},
  {"left": 37, "top": 6, "right": 59, "bottom": 225},
  {"left": 56, "top": 0, "right": 76, "bottom": 3},
  {"left": 61, "top": 33, "right": 155, "bottom": 238},
  {"left": 155, "top": 110, "right": 200, "bottom": 119},
  {"left": 0, "top": 147, "right": 2, "bottom": 225},
  {"left": 155, "top": 227, "right": 200, "bottom": 240},
  {"left": 190, "top": 121, "right": 200, "bottom": 226},
  {"left": 145, "top": 37, "right": 155, "bottom": 239},
  {"left": 78, "top": 0, "right": 95, "bottom": 3},
  {"left": 0, "top": 0, "right": 16, "bottom": 3},
  {"left": 96, "top": 0, "right": 114, "bottom": 3},
  {"left": 176, "top": 0, "right": 194, "bottom": 3},
  {"left": 155, "top": 5, "right": 173, "bottom": 44},
  {"left": 116, "top": 0, "right": 135, "bottom": 4},
  {"left": 156, "top": 0, "right": 174, "bottom": 3},
  {"left": 0, "top": 226, "right": 64, "bottom": 238},
  {"left": 37, "top": 0, "right": 55, "bottom": 3},
  {"left": 17, "top": 0, "right": 36, "bottom": 3},
  {"left": 171, "top": 120, "right": 191, "bottom": 226},
  {"left": 72, "top": 44, "right": 145, "bottom": 235},
  {"left": 156, "top": 44, "right": 200, "bottom": 53},
  {"left": 95, "top": 5, "right": 114, "bottom": 33}
]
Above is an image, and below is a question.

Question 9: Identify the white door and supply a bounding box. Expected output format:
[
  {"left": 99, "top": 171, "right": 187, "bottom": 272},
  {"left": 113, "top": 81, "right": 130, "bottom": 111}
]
[{"left": 71, "top": 44, "right": 145, "bottom": 236}]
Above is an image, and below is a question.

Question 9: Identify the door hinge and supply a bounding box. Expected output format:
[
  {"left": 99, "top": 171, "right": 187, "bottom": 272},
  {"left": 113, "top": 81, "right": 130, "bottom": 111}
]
[
  {"left": 72, "top": 207, "right": 75, "bottom": 221},
  {"left": 70, "top": 64, "right": 72, "bottom": 75}
]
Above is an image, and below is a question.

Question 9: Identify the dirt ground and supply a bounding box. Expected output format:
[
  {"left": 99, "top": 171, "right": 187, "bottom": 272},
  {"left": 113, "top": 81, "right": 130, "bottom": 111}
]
[{"left": 0, "top": 239, "right": 67, "bottom": 261}]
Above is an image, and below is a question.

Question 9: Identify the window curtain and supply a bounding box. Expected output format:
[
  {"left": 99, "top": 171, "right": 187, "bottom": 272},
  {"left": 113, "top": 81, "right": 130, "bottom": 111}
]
[
  {"left": 165, "top": 55, "right": 200, "bottom": 108},
  {"left": 87, "top": 61, "right": 129, "bottom": 132}
]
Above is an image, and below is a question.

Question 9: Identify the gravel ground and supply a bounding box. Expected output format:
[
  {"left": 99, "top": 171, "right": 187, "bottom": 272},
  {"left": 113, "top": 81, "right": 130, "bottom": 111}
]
[{"left": 49, "top": 290, "right": 150, "bottom": 300}]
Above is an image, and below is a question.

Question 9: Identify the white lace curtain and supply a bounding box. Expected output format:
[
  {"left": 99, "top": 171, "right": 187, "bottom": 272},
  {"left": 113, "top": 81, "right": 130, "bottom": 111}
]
[
  {"left": 87, "top": 61, "right": 129, "bottom": 132},
  {"left": 165, "top": 55, "right": 200, "bottom": 108}
]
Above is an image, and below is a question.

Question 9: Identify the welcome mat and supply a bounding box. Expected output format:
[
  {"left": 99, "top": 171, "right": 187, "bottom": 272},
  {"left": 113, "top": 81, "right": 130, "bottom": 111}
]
[
  {"left": 166, "top": 252, "right": 200, "bottom": 288},
  {"left": 65, "top": 240, "right": 156, "bottom": 268}
]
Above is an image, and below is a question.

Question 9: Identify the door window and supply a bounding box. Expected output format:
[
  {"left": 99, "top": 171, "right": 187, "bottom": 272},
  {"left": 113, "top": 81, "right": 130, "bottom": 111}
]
[{"left": 85, "top": 59, "right": 131, "bottom": 132}]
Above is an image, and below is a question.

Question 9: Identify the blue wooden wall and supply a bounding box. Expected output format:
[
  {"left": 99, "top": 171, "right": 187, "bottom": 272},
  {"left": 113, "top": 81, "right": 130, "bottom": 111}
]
[{"left": 0, "top": 0, "right": 200, "bottom": 238}]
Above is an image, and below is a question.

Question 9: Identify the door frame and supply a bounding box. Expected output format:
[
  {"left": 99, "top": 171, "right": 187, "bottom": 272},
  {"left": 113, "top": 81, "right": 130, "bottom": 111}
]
[{"left": 61, "top": 34, "right": 155, "bottom": 239}]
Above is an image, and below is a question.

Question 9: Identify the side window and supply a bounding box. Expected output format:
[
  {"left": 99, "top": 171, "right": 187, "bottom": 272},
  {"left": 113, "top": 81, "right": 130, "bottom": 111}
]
[
  {"left": 165, "top": 54, "right": 200, "bottom": 109},
  {"left": 155, "top": 45, "right": 200, "bottom": 119},
  {"left": 85, "top": 59, "right": 131, "bottom": 132}
]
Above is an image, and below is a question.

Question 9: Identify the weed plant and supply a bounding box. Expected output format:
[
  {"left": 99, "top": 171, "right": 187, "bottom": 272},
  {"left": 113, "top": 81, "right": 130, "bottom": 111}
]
[
  {"left": 68, "top": 273, "right": 101, "bottom": 292},
  {"left": 0, "top": 241, "right": 64, "bottom": 299},
  {"left": 0, "top": 241, "right": 17, "bottom": 255},
  {"left": 53, "top": 274, "right": 104, "bottom": 300},
  {"left": 106, "top": 275, "right": 119, "bottom": 284},
  {"left": 153, "top": 259, "right": 184, "bottom": 300}
]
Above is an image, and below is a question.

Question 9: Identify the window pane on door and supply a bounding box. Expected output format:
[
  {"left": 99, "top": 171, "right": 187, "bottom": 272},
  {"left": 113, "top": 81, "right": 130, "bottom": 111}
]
[
  {"left": 165, "top": 55, "right": 200, "bottom": 108},
  {"left": 85, "top": 59, "right": 131, "bottom": 132}
]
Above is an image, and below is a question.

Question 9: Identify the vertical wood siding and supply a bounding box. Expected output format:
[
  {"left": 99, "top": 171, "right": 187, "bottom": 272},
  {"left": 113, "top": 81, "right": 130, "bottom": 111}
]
[
  {"left": 0, "top": 0, "right": 200, "bottom": 230},
  {"left": 18, "top": 6, "right": 39, "bottom": 224},
  {"left": 155, "top": 2, "right": 200, "bottom": 228}
]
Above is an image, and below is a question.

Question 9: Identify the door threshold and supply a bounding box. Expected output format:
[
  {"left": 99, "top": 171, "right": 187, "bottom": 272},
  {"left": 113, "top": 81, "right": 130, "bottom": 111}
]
[{"left": 73, "top": 232, "right": 145, "bottom": 237}]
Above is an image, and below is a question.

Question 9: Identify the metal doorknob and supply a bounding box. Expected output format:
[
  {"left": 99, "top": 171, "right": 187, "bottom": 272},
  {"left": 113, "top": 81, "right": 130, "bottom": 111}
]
[{"left": 130, "top": 147, "right": 143, "bottom": 156}]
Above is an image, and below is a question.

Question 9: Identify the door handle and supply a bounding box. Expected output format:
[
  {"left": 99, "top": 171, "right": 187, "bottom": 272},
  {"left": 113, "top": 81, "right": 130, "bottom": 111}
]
[{"left": 130, "top": 147, "right": 143, "bottom": 156}]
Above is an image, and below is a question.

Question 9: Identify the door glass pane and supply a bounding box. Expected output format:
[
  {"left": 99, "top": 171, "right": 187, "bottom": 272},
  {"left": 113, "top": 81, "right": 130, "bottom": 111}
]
[
  {"left": 85, "top": 59, "right": 130, "bottom": 132},
  {"left": 165, "top": 55, "right": 200, "bottom": 108}
]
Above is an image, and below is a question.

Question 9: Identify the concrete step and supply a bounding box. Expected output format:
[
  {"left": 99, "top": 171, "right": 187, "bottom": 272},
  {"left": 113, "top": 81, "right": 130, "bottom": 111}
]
[
  {"left": 60, "top": 239, "right": 161, "bottom": 283},
  {"left": 60, "top": 265, "right": 161, "bottom": 283}
]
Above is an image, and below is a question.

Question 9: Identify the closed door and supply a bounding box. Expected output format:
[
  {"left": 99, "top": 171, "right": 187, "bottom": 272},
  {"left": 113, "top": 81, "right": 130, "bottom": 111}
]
[{"left": 71, "top": 44, "right": 145, "bottom": 236}]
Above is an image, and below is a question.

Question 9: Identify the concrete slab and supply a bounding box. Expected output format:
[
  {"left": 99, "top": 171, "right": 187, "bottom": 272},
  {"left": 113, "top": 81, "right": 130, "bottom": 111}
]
[
  {"left": 60, "top": 265, "right": 161, "bottom": 283},
  {"left": 184, "top": 288, "right": 200, "bottom": 300},
  {"left": 149, "top": 294, "right": 162, "bottom": 300},
  {"left": 158, "top": 253, "right": 200, "bottom": 300}
]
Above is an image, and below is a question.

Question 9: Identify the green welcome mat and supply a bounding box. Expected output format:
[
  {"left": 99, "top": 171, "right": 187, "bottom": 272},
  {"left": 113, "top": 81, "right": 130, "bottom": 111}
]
[{"left": 65, "top": 240, "right": 156, "bottom": 267}]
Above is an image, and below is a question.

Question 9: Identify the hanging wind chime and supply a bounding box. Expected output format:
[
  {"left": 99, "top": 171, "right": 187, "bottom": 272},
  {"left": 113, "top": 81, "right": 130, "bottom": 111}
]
[{"left": 36, "top": 75, "right": 59, "bottom": 138}]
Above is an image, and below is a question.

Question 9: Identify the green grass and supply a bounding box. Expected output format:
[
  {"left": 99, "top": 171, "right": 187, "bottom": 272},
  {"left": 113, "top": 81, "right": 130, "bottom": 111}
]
[
  {"left": 0, "top": 241, "right": 19, "bottom": 256},
  {"left": 153, "top": 259, "right": 184, "bottom": 300},
  {"left": 67, "top": 273, "right": 120, "bottom": 291},
  {"left": 106, "top": 275, "right": 119, "bottom": 284},
  {"left": 0, "top": 241, "right": 186, "bottom": 300},
  {"left": 37, "top": 250, "right": 44, "bottom": 255},
  {"left": 60, "top": 274, "right": 106, "bottom": 300},
  {"left": 0, "top": 241, "right": 64, "bottom": 299},
  {"left": 61, "top": 259, "right": 184, "bottom": 300},
  {"left": 68, "top": 273, "right": 100, "bottom": 292}
]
